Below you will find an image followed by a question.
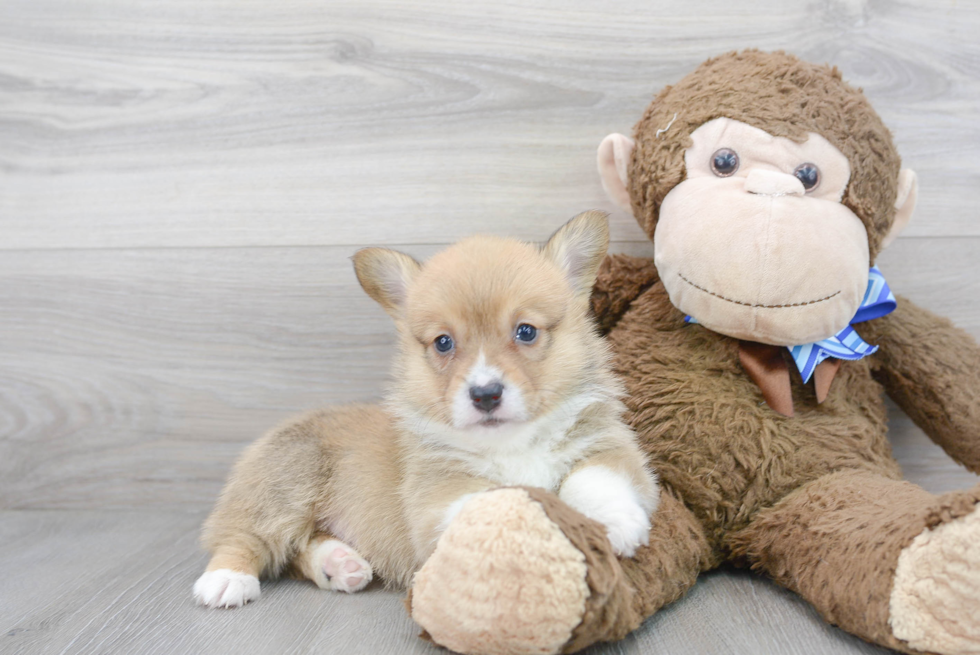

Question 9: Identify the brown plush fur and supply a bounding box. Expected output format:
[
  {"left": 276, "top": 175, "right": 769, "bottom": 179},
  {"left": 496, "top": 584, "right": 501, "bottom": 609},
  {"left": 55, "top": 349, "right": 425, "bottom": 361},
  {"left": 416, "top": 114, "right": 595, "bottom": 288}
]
[
  {"left": 606, "top": 282, "right": 901, "bottom": 546},
  {"left": 588, "top": 254, "right": 660, "bottom": 334},
  {"left": 628, "top": 49, "right": 901, "bottom": 261}
]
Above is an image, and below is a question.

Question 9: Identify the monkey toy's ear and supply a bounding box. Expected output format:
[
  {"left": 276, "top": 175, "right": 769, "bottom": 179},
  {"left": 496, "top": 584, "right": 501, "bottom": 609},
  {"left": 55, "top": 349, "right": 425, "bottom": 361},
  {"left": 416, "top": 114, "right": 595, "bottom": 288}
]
[
  {"left": 597, "top": 133, "right": 635, "bottom": 213},
  {"left": 881, "top": 169, "right": 918, "bottom": 250}
]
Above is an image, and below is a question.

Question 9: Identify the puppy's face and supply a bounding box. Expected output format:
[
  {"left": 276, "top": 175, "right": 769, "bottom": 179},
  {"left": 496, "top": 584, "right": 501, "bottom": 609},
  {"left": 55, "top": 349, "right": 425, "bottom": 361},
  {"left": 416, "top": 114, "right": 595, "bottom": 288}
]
[
  {"left": 401, "top": 237, "right": 577, "bottom": 430},
  {"left": 354, "top": 211, "right": 609, "bottom": 441}
]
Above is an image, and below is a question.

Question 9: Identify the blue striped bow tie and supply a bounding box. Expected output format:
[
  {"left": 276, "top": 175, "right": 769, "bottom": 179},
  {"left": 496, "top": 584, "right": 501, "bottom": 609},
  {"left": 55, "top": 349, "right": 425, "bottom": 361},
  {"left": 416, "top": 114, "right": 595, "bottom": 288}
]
[{"left": 686, "top": 267, "right": 896, "bottom": 382}]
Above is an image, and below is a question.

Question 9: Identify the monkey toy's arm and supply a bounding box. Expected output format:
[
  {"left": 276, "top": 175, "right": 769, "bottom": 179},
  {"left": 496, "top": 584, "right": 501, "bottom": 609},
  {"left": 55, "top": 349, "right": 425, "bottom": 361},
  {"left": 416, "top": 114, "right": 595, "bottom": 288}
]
[
  {"left": 590, "top": 254, "right": 660, "bottom": 334},
  {"left": 865, "top": 295, "right": 980, "bottom": 473}
]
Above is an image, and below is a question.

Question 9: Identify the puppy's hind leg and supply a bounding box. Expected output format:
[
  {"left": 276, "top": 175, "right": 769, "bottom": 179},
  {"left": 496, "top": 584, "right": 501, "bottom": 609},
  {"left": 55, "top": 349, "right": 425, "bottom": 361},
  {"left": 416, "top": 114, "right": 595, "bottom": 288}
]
[
  {"left": 194, "top": 543, "right": 265, "bottom": 609},
  {"left": 195, "top": 507, "right": 287, "bottom": 608},
  {"left": 294, "top": 533, "right": 373, "bottom": 593},
  {"left": 194, "top": 413, "right": 333, "bottom": 608}
]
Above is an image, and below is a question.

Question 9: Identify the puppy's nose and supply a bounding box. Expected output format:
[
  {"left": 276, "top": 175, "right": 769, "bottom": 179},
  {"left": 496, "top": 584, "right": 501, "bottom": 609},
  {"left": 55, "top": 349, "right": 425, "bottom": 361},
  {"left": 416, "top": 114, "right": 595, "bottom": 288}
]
[{"left": 470, "top": 382, "right": 503, "bottom": 413}]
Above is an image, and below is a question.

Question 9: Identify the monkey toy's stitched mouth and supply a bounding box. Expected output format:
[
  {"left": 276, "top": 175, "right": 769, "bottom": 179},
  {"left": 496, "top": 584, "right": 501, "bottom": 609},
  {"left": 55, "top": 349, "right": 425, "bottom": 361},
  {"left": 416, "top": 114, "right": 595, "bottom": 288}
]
[{"left": 678, "top": 273, "right": 840, "bottom": 309}]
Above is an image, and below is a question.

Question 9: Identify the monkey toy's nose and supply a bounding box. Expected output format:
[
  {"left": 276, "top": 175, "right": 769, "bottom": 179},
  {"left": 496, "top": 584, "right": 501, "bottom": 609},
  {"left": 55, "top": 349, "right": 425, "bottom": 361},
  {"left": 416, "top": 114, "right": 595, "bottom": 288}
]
[
  {"left": 470, "top": 382, "right": 504, "bottom": 413},
  {"left": 744, "top": 168, "right": 805, "bottom": 197}
]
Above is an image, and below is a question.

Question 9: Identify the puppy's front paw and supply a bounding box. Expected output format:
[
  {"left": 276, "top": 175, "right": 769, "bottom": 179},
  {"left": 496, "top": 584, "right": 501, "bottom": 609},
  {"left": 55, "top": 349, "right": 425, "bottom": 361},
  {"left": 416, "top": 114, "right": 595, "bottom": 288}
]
[
  {"left": 309, "top": 539, "right": 373, "bottom": 593},
  {"left": 559, "top": 466, "right": 653, "bottom": 558},
  {"left": 193, "top": 569, "right": 261, "bottom": 608},
  {"left": 599, "top": 497, "right": 651, "bottom": 557}
]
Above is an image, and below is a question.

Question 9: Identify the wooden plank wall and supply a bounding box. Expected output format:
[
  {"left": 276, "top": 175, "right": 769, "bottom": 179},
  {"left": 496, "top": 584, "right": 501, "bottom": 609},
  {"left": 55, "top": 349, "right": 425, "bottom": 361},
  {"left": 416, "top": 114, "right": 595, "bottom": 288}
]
[{"left": 1, "top": 1, "right": 978, "bottom": 653}]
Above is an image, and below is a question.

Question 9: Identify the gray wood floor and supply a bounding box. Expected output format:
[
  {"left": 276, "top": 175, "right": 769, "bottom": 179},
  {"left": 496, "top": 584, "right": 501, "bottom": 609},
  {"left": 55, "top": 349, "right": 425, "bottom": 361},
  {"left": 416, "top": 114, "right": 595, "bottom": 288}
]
[{"left": 1, "top": 1, "right": 978, "bottom": 654}]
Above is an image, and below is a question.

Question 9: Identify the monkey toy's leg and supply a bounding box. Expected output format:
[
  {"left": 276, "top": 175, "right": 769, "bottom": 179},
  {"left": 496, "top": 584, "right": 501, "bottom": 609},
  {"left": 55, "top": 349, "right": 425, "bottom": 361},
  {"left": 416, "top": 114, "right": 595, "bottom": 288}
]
[
  {"left": 409, "top": 486, "right": 718, "bottom": 655},
  {"left": 731, "top": 470, "right": 980, "bottom": 655}
]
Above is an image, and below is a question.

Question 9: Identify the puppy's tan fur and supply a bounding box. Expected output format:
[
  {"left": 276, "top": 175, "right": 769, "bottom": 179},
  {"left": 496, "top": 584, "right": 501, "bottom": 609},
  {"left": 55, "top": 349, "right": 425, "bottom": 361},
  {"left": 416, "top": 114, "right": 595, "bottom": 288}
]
[{"left": 194, "top": 211, "right": 659, "bottom": 607}]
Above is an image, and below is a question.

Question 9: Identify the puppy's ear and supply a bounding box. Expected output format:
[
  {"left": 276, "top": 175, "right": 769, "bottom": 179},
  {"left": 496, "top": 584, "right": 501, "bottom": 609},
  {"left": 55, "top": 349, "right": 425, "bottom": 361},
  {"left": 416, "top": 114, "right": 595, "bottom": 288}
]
[
  {"left": 353, "top": 247, "right": 422, "bottom": 317},
  {"left": 542, "top": 210, "right": 610, "bottom": 298}
]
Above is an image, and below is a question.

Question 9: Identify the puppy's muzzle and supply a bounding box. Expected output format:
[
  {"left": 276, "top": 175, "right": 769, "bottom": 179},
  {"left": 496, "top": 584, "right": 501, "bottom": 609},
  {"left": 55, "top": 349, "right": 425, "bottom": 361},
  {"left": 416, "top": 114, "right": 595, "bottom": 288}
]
[{"left": 469, "top": 383, "right": 503, "bottom": 413}]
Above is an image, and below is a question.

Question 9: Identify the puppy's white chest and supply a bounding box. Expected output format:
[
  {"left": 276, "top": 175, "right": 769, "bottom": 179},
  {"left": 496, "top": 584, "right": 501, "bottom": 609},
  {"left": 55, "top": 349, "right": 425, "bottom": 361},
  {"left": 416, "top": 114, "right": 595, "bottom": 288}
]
[
  {"left": 478, "top": 439, "right": 586, "bottom": 491},
  {"left": 410, "top": 390, "right": 608, "bottom": 492}
]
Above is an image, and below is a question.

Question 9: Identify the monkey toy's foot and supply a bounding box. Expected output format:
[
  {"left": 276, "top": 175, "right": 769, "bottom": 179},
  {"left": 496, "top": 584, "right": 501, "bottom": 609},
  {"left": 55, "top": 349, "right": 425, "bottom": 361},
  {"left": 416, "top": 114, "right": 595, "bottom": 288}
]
[
  {"left": 891, "top": 505, "right": 980, "bottom": 655},
  {"left": 408, "top": 487, "right": 641, "bottom": 655}
]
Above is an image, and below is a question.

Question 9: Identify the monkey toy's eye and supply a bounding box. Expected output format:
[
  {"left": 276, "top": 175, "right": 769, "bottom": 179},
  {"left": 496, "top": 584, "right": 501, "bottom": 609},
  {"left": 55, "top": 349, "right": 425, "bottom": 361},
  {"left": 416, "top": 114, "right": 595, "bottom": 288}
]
[
  {"left": 793, "top": 163, "right": 820, "bottom": 192},
  {"left": 515, "top": 324, "right": 538, "bottom": 343},
  {"left": 710, "top": 148, "right": 739, "bottom": 177},
  {"left": 434, "top": 334, "right": 454, "bottom": 353}
]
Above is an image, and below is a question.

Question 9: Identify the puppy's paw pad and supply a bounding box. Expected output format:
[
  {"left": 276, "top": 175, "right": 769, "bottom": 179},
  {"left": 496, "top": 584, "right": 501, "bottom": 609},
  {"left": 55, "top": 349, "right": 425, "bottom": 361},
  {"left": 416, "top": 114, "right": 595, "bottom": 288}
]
[
  {"left": 311, "top": 540, "right": 373, "bottom": 593},
  {"left": 193, "top": 569, "right": 260, "bottom": 608}
]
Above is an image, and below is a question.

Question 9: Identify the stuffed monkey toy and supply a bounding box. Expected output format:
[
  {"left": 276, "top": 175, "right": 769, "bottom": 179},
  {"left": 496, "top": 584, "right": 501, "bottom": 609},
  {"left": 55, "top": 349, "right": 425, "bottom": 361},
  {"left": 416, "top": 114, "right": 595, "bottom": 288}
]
[{"left": 407, "top": 51, "right": 980, "bottom": 655}]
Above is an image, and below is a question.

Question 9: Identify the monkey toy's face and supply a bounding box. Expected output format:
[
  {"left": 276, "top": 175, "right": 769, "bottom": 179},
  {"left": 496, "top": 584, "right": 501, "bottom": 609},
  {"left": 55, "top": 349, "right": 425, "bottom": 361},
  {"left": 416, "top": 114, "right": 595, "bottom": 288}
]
[
  {"left": 654, "top": 118, "right": 867, "bottom": 345},
  {"left": 598, "top": 114, "right": 916, "bottom": 347}
]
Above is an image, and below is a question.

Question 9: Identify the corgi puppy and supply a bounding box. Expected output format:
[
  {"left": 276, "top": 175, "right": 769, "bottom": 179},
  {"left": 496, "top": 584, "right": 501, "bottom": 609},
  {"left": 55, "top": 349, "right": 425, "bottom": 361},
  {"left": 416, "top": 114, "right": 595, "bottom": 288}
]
[{"left": 193, "top": 210, "right": 660, "bottom": 609}]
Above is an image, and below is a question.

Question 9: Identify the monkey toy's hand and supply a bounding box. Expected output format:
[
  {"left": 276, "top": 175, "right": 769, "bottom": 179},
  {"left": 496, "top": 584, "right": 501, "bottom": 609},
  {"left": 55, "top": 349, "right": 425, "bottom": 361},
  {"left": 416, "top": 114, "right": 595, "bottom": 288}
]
[{"left": 408, "top": 487, "right": 641, "bottom": 655}]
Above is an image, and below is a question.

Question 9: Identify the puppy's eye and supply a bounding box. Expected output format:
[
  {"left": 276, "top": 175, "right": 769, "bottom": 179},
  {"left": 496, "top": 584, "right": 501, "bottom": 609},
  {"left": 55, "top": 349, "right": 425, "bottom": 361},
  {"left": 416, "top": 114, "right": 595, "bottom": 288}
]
[
  {"left": 793, "top": 163, "right": 820, "bottom": 192},
  {"left": 710, "top": 148, "right": 739, "bottom": 177},
  {"left": 515, "top": 324, "right": 537, "bottom": 343},
  {"left": 434, "top": 334, "right": 454, "bottom": 353}
]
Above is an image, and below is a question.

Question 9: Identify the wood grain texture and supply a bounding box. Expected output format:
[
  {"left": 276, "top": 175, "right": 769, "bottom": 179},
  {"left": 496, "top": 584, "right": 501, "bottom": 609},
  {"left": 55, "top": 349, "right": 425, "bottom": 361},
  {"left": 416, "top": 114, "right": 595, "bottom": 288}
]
[
  {"left": 1, "top": 0, "right": 979, "bottom": 653},
  {"left": 1, "top": 0, "right": 979, "bottom": 251}
]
